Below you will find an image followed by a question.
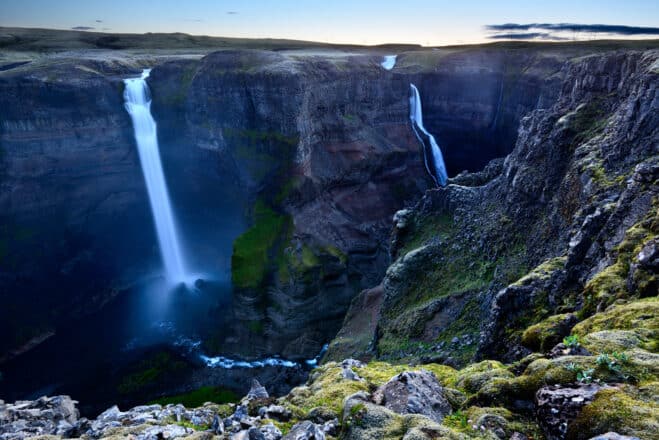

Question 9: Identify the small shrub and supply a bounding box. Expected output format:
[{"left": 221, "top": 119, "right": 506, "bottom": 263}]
[
  {"left": 566, "top": 362, "right": 595, "bottom": 384},
  {"left": 563, "top": 335, "right": 581, "bottom": 348}
]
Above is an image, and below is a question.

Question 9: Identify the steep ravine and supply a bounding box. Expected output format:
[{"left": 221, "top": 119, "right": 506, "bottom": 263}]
[{"left": 145, "top": 47, "right": 570, "bottom": 360}]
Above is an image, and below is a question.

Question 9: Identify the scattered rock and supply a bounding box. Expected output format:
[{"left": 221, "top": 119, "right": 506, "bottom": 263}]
[
  {"left": 588, "top": 433, "right": 641, "bottom": 440},
  {"left": 282, "top": 421, "right": 325, "bottom": 440},
  {"left": 258, "top": 405, "right": 291, "bottom": 422},
  {"left": 247, "top": 380, "right": 270, "bottom": 401},
  {"left": 547, "top": 342, "right": 591, "bottom": 358}
]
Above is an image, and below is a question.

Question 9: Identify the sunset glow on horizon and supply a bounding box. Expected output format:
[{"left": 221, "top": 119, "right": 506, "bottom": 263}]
[{"left": 1, "top": 0, "right": 658, "bottom": 46}]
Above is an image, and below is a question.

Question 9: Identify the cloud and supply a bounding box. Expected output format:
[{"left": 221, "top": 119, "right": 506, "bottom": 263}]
[
  {"left": 95, "top": 20, "right": 103, "bottom": 23},
  {"left": 71, "top": 26, "right": 94, "bottom": 30},
  {"left": 489, "top": 32, "right": 567, "bottom": 41},
  {"left": 485, "top": 23, "right": 659, "bottom": 40}
]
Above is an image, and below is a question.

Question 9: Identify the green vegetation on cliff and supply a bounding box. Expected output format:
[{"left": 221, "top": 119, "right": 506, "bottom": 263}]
[
  {"left": 231, "top": 200, "right": 292, "bottom": 289},
  {"left": 150, "top": 386, "right": 239, "bottom": 407}
]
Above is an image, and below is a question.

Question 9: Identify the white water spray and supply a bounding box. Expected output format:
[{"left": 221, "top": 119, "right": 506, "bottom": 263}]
[
  {"left": 381, "top": 55, "right": 397, "bottom": 70},
  {"left": 124, "top": 69, "right": 186, "bottom": 283},
  {"left": 409, "top": 84, "right": 448, "bottom": 186}
]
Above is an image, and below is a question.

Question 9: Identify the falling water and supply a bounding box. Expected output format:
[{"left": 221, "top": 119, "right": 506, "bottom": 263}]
[
  {"left": 381, "top": 55, "right": 397, "bottom": 70},
  {"left": 124, "top": 69, "right": 186, "bottom": 283},
  {"left": 409, "top": 84, "right": 448, "bottom": 186}
]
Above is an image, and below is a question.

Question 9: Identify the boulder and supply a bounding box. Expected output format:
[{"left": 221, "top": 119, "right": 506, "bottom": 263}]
[
  {"left": 535, "top": 384, "right": 602, "bottom": 440},
  {"left": 588, "top": 433, "right": 641, "bottom": 440},
  {"left": 282, "top": 421, "right": 325, "bottom": 440},
  {"left": 372, "top": 370, "right": 452, "bottom": 423},
  {"left": 247, "top": 380, "right": 270, "bottom": 401}
]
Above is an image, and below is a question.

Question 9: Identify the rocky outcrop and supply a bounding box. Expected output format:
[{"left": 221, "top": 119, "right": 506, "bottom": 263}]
[{"left": 332, "top": 48, "right": 659, "bottom": 368}]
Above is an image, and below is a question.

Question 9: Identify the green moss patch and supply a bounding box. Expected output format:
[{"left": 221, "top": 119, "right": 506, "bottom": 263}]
[
  {"left": 232, "top": 200, "right": 292, "bottom": 289},
  {"left": 150, "top": 386, "right": 238, "bottom": 407},
  {"left": 573, "top": 298, "right": 658, "bottom": 353},
  {"left": 581, "top": 206, "right": 657, "bottom": 316},
  {"left": 521, "top": 313, "right": 576, "bottom": 352},
  {"left": 567, "top": 386, "right": 659, "bottom": 440}
]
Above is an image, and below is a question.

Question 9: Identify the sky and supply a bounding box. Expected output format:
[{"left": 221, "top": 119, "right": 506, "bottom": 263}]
[{"left": 1, "top": 0, "right": 658, "bottom": 45}]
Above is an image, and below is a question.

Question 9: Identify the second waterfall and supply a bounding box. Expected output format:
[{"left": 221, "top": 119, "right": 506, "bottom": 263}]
[{"left": 124, "top": 69, "right": 187, "bottom": 283}]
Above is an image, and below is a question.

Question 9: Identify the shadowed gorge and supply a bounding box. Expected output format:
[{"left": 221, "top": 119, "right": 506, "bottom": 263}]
[{"left": 0, "top": 25, "right": 658, "bottom": 440}]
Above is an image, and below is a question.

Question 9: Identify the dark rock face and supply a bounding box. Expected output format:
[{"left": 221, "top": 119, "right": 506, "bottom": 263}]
[
  {"left": 372, "top": 370, "right": 452, "bottom": 423},
  {"left": 0, "top": 61, "right": 150, "bottom": 358},
  {"left": 332, "top": 48, "right": 658, "bottom": 367},
  {"left": 535, "top": 384, "right": 602, "bottom": 440}
]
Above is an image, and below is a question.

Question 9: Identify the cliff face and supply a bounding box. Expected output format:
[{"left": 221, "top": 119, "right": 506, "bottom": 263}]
[
  {"left": 0, "top": 44, "right": 609, "bottom": 362},
  {"left": 327, "top": 49, "right": 658, "bottom": 367},
  {"left": 145, "top": 47, "right": 569, "bottom": 359},
  {"left": 0, "top": 61, "right": 152, "bottom": 357}
]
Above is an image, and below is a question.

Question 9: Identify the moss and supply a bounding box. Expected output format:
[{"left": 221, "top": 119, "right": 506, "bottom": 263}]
[
  {"left": 582, "top": 330, "right": 649, "bottom": 353},
  {"left": 231, "top": 200, "right": 292, "bottom": 289},
  {"left": 284, "top": 361, "right": 457, "bottom": 419},
  {"left": 454, "top": 361, "right": 513, "bottom": 395},
  {"left": 580, "top": 208, "right": 657, "bottom": 317},
  {"left": 561, "top": 99, "right": 609, "bottom": 149},
  {"left": 444, "top": 406, "right": 543, "bottom": 439},
  {"left": 512, "top": 256, "right": 566, "bottom": 287},
  {"left": 325, "top": 245, "right": 348, "bottom": 264},
  {"left": 399, "top": 214, "right": 455, "bottom": 257},
  {"left": 521, "top": 313, "right": 574, "bottom": 352},
  {"left": 573, "top": 298, "right": 658, "bottom": 353},
  {"left": 566, "top": 386, "right": 659, "bottom": 440},
  {"left": 118, "top": 351, "right": 186, "bottom": 394}
]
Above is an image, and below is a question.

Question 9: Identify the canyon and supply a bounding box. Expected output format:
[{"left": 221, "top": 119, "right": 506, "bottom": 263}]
[{"left": 0, "top": 28, "right": 657, "bottom": 439}]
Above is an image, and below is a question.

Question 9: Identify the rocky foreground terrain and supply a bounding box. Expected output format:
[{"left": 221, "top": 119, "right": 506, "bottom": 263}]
[{"left": 1, "top": 28, "right": 658, "bottom": 439}]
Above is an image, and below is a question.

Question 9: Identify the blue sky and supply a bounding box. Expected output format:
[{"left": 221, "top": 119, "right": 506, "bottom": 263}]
[{"left": 1, "top": 0, "right": 658, "bottom": 45}]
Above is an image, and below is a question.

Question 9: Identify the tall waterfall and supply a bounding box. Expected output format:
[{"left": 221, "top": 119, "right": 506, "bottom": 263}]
[
  {"left": 124, "top": 69, "right": 186, "bottom": 283},
  {"left": 409, "top": 84, "right": 448, "bottom": 187}
]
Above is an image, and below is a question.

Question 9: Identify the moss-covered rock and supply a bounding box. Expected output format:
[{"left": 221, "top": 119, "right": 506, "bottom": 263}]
[
  {"left": 566, "top": 386, "right": 659, "bottom": 440},
  {"left": 573, "top": 298, "right": 658, "bottom": 353},
  {"left": 521, "top": 313, "right": 577, "bottom": 352},
  {"left": 443, "top": 406, "right": 543, "bottom": 439},
  {"left": 454, "top": 361, "right": 513, "bottom": 395},
  {"left": 283, "top": 361, "right": 458, "bottom": 419},
  {"left": 580, "top": 209, "right": 658, "bottom": 317}
]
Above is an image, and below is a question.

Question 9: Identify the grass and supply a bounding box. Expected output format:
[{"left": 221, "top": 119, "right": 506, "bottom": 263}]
[
  {"left": 231, "top": 200, "right": 291, "bottom": 289},
  {"left": 150, "top": 386, "right": 239, "bottom": 407},
  {"left": 117, "top": 351, "right": 186, "bottom": 394},
  {"left": 399, "top": 214, "right": 455, "bottom": 257}
]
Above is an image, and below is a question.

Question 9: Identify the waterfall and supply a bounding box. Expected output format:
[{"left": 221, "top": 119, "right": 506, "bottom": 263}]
[
  {"left": 381, "top": 55, "right": 397, "bottom": 70},
  {"left": 409, "top": 84, "right": 448, "bottom": 187},
  {"left": 124, "top": 69, "right": 186, "bottom": 283}
]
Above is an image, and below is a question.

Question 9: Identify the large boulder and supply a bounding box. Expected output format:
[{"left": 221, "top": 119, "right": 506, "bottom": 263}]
[{"left": 372, "top": 370, "right": 452, "bottom": 423}]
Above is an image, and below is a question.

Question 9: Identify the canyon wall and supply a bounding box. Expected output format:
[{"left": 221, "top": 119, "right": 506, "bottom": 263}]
[{"left": 0, "top": 44, "right": 590, "bottom": 361}]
